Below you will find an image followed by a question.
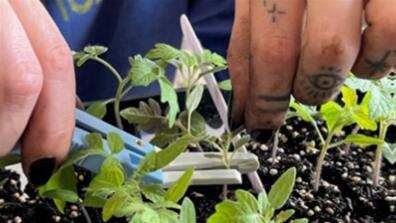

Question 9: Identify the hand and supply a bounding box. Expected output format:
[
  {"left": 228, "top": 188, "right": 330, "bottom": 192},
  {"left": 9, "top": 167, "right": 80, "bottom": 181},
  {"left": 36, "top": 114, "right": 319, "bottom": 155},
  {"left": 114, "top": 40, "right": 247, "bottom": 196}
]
[
  {"left": 0, "top": 0, "right": 75, "bottom": 185},
  {"left": 228, "top": 0, "right": 395, "bottom": 142}
]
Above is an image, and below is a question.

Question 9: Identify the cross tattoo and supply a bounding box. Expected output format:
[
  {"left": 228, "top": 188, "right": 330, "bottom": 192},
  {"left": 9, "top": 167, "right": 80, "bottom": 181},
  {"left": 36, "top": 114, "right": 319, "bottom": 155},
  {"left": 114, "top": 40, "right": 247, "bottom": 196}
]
[{"left": 267, "top": 3, "right": 286, "bottom": 23}]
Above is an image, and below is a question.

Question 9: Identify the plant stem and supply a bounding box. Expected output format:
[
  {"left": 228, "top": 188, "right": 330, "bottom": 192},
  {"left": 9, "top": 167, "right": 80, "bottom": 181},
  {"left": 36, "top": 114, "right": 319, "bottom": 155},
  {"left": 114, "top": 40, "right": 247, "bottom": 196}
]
[
  {"left": 343, "top": 125, "right": 360, "bottom": 155},
  {"left": 222, "top": 184, "right": 228, "bottom": 200},
  {"left": 310, "top": 118, "right": 325, "bottom": 146},
  {"left": 81, "top": 206, "right": 92, "bottom": 223},
  {"left": 75, "top": 95, "right": 85, "bottom": 110},
  {"left": 313, "top": 133, "right": 333, "bottom": 192},
  {"left": 373, "top": 121, "right": 387, "bottom": 187},
  {"left": 91, "top": 56, "right": 125, "bottom": 129},
  {"left": 271, "top": 129, "right": 280, "bottom": 164}
]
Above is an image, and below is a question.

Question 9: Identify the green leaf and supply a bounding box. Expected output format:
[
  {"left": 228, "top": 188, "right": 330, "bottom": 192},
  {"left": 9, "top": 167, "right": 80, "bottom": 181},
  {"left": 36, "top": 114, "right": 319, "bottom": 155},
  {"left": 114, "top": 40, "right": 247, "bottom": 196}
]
[
  {"left": 200, "top": 50, "right": 227, "bottom": 67},
  {"left": 275, "top": 209, "right": 295, "bottom": 223},
  {"left": 382, "top": 143, "right": 396, "bottom": 164},
  {"left": 179, "top": 198, "right": 196, "bottom": 223},
  {"left": 0, "top": 154, "right": 21, "bottom": 169},
  {"left": 142, "top": 185, "right": 166, "bottom": 203},
  {"left": 42, "top": 189, "right": 80, "bottom": 203},
  {"left": 107, "top": 132, "right": 124, "bottom": 154},
  {"left": 83, "top": 192, "right": 106, "bottom": 208},
  {"left": 84, "top": 45, "right": 108, "bottom": 56},
  {"left": 102, "top": 190, "right": 129, "bottom": 222},
  {"left": 87, "top": 102, "right": 107, "bottom": 119},
  {"left": 186, "top": 84, "right": 204, "bottom": 115},
  {"left": 289, "top": 219, "right": 309, "bottom": 223},
  {"left": 290, "top": 101, "right": 313, "bottom": 122},
  {"left": 165, "top": 166, "right": 195, "bottom": 203},
  {"left": 207, "top": 199, "right": 263, "bottom": 223},
  {"left": 344, "top": 134, "right": 384, "bottom": 147},
  {"left": 136, "top": 135, "right": 193, "bottom": 176},
  {"left": 85, "top": 133, "right": 104, "bottom": 150},
  {"left": 60, "top": 148, "right": 107, "bottom": 171},
  {"left": 341, "top": 86, "right": 358, "bottom": 107},
  {"left": 320, "top": 101, "right": 343, "bottom": 132},
  {"left": 268, "top": 167, "right": 296, "bottom": 210},
  {"left": 76, "top": 54, "right": 90, "bottom": 67},
  {"left": 121, "top": 100, "right": 166, "bottom": 132},
  {"left": 130, "top": 208, "right": 160, "bottom": 223},
  {"left": 129, "top": 55, "right": 161, "bottom": 86},
  {"left": 234, "top": 136, "right": 250, "bottom": 150},
  {"left": 89, "top": 156, "right": 125, "bottom": 190},
  {"left": 159, "top": 77, "right": 180, "bottom": 127},
  {"left": 150, "top": 127, "right": 181, "bottom": 147},
  {"left": 180, "top": 111, "right": 206, "bottom": 136},
  {"left": 38, "top": 166, "right": 77, "bottom": 213},
  {"left": 145, "top": 43, "right": 181, "bottom": 62},
  {"left": 235, "top": 190, "right": 259, "bottom": 214},
  {"left": 218, "top": 79, "right": 232, "bottom": 91},
  {"left": 351, "top": 110, "right": 378, "bottom": 131},
  {"left": 258, "top": 191, "right": 270, "bottom": 214}
]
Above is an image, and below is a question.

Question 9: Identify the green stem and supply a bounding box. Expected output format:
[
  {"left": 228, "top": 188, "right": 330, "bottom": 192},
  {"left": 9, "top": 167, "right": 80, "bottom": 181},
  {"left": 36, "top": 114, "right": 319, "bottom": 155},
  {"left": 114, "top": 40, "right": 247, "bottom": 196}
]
[
  {"left": 91, "top": 57, "right": 123, "bottom": 83},
  {"left": 373, "top": 121, "right": 388, "bottom": 187},
  {"left": 310, "top": 117, "right": 325, "bottom": 146},
  {"left": 313, "top": 133, "right": 333, "bottom": 192}
]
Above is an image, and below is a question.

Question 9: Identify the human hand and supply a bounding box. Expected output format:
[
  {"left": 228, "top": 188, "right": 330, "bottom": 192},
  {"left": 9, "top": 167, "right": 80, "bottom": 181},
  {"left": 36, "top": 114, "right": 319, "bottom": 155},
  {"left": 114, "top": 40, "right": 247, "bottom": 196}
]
[
  {"left": 228, "top": 0, "right": 395, "bottom": 142},
  {"left": 0, "top": 0, "right": 75, "bottom": 185}
]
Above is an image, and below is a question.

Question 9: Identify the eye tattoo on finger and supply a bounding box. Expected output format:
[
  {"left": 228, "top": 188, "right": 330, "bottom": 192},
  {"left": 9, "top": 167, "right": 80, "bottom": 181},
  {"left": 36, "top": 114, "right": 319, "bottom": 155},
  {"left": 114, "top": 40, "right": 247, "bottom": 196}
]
[
  {"left": 365, "top": 50, "right": 393, "bottom": 77},
  {"left": 302, "top": 66, "right": 344, "bottom": 99}
]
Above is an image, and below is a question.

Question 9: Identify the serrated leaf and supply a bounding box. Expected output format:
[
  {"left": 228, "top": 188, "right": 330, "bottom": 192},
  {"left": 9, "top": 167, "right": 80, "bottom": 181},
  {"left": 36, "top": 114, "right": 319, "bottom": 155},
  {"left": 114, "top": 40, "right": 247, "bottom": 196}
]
[
  {"left": 60, "top": 148, "right": 107, "bottom": 171},
  {"left": 142, "top": 185, "right": 166, "bottom": 203},
  {"left": 234, "top": 136, "right": 250, "bottom": 150},
  {"left": 107, "top": 132, "right": 124, "bottom": 154},
  {"left": 320, "top": 101, "right": 343, "bottom": 132},
  {"left": 121, "top": 100, "right": 166, "bottom": 132},
  {"left": 159, "top": 77, "right": 179, "bottom": 127},
  {"left": 89, "top": 156, "right": 125, "bottom": 190},
  {"left": 341, "top": 86, "right": 358, "bottom": 107},
  {"left": 165, "top": 166, "right": 195, "bottom": 203},
  {"left": 87, "top": 102, "right": 107, "bottom": 119},
  {"left": 382, "top": 143, "right": 396, "bottom": 164},
  {"left": 129, "top": 55, "right": 161, "bottom": 86},
  {"left": 344, "top": 134, "right": 384, "bottom": 147},
  {"left": 351, "top": 110, "right": 377, "bottom": 131},
  {"left": 268, "top": 167, "right": 296, "bottom": 210},
  {"left": 0, "top": 154, "right": 21, "bottom": 169},
  {"left": 42, "top": 189, "right": 80, "bottom": 203},
  {"left": 145, "top": 43, "right": 181, "bottom": 62},
  {"left": 102, "top": 190, "right": 129, "bottom": 222},
  {"left": 186, "top": 85, "right": 204, "bottom": 115},
  {"left": 218, "top": 79, "right": 232, "bottom": 91},
  {"left": 150, "top": 127, "right": 181, "bottom": 147},
  {"left": 179, "top": 198, "right": 196, "bottom": 223}
]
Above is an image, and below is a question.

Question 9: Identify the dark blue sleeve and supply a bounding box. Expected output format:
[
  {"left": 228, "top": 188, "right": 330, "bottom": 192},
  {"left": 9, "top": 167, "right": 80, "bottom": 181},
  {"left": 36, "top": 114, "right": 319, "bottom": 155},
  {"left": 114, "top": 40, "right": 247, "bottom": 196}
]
[{"left": 45, "top": 0, "right": 233, "bottom": 101}]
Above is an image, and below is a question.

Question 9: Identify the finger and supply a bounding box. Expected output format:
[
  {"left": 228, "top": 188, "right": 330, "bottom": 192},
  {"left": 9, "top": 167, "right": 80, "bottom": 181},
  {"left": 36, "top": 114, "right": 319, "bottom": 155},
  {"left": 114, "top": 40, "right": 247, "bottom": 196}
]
[
  {"left": 352, "top": 0, "right": 396, "bottom": 79},
  {"left": 245, "top": 0, "right": 305, "bottom": 141},
  {"left": 293, "top": 0, "right": 364, "bottom": 105},
  {"left": 0, "top": 1, "right": 43, "bottom": 155},
  {"left": 228, "top": 0, "right": 250, "bottom": 129},
  {"left": 10, "top": 0, "right": 76, "bottom": 184}
]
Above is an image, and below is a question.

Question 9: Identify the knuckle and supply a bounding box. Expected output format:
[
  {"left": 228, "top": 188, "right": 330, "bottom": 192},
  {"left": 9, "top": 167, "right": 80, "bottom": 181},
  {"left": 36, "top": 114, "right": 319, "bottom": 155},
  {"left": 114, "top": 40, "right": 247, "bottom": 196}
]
[
  {"left": 309, "top": 34, "right": 352, "bottom": 62},
  {"left": 43, "top": 43, "right": 73, "bottom": 75},
  {"left": 6, "top": 61, "right": 43, "bottom": 99}
]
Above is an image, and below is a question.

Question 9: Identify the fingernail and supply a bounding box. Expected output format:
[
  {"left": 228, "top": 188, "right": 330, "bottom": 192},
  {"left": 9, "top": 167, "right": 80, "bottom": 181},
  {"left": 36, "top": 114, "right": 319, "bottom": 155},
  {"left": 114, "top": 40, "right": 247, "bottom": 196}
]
[
  {"left": 227, "top": 91, "right": 235, "bottom": 130},
  {"left": 250, "top": 129, "right": 274, "bottom": 144},
  {"left": 28, "top": 157, "right": 56, "bottom": 186}
]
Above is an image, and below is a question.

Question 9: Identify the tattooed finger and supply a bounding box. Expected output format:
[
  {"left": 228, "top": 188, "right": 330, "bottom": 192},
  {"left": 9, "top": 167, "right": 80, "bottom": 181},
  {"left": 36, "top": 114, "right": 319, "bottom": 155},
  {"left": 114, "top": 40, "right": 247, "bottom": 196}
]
[
  {"left": 245, "top": 0, "right": 305, "bottom": 142},
  {"left": 293, "top": 0, "right": 363, "bottom": 105},
  {"left": 352, "top": 0, "right": 396, "bottom": 79}
]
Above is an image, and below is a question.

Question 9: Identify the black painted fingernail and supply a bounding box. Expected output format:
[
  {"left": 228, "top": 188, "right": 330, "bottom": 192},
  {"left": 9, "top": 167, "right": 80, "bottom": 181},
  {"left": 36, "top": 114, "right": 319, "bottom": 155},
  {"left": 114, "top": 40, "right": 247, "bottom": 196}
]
[
  {"left": 250, "top": 129, "right": 274, "bottom": 144},
  {"left": 28, "top": 157, "right": 56, "bottom": 186},
  {"left": 227, "top": 91, "right": 234, "bottom": 130}
]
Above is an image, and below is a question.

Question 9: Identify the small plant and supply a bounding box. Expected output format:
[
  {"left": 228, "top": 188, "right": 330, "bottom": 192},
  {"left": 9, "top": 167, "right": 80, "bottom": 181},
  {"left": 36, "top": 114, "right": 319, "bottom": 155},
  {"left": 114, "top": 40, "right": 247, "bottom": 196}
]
[
  {"left": 207, "top": 167, "right": 308, "bottom": 223},
  {"left": 292, "top": 86, "right": 384, "bottom": 191},
  {"left": 345, "top": 73, "right": 396, "bottom": 186},
  {"left": 38, "top": 133, "right": 197, "bottom": 222},
  {"left": 207, "top": 132, "right": 250, "bottom": 199}
]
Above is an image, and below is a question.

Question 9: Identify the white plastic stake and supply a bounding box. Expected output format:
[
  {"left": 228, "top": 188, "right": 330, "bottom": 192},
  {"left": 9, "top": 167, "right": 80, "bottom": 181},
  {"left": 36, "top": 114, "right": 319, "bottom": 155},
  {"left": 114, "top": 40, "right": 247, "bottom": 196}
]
[{"left": 180, "top": 15, "right": 264, "bottom": 192}]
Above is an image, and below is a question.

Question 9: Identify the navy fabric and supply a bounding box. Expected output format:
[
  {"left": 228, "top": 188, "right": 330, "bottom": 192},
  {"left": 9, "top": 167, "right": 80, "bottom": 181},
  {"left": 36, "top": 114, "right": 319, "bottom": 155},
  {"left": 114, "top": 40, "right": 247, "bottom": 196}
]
[{"left": 44, "top": 0, "right": 234, "bottom": 101}]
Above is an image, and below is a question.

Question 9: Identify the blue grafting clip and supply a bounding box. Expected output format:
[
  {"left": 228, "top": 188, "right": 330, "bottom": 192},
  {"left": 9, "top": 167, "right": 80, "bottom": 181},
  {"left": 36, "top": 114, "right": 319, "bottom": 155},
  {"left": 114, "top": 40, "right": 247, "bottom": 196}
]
[{"left": 12, "top": 109, "right": 163, "bottom": 184}]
